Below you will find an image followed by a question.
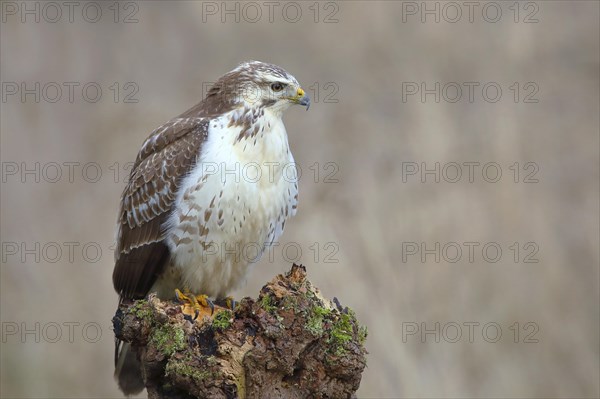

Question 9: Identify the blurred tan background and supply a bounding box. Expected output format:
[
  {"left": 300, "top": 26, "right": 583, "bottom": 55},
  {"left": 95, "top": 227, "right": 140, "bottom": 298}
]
[{"left": 1, "top": 1, "right": 598, "bottom": 398}]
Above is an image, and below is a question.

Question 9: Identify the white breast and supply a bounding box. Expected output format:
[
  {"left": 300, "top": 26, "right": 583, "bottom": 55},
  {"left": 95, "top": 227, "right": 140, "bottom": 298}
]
[{"left": 159, "top": 108, "right": 298, "bottom": 298}]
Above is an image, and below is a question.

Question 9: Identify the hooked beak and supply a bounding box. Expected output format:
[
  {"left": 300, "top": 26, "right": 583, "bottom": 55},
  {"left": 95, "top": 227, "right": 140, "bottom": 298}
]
[{"left": 289, "top": 87, "right": 311, "bottom": 110}]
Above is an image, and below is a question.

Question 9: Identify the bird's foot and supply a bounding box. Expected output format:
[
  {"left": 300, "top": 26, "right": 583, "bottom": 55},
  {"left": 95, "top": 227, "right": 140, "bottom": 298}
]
[
  {"left": 175, "top": 289, "right": 215, "bottom": 321},
  {"left": 215, "top": 296, "right": 238, "bottom": 311}
]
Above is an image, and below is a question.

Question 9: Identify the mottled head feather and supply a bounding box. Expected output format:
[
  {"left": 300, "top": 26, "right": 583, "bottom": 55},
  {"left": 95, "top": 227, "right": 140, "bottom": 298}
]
[
  {"left": 232, "top": 61, "right": 297, "bottom": 84},
  {"left": 199, "top": 62, "right": 300, "bottom": 114}
]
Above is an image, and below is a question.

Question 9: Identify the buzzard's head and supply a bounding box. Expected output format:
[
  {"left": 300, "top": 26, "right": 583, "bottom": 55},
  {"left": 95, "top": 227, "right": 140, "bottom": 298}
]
[{"left": 205, "top": 61, "right": 310, "bottom": 115}]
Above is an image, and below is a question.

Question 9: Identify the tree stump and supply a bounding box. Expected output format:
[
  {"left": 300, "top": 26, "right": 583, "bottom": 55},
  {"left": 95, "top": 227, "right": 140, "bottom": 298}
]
[{"left": 112, "top": 264, "right": 368, "bottom": 399}]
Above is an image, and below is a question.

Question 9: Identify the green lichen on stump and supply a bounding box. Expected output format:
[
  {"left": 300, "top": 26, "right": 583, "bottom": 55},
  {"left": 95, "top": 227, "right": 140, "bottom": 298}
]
[
  {"left": 113, "top": 264, "right": 368, "bottom": 399},
  {"left": 259, "top": 292, "right": 277, "bottom": 313},
  {"left": 151, "top": 323, "right": 186, "bottom": 356},
  {"left": 212, "top": 310, "right": 233, "bottom": 331},
  {"left": 165, "top": 353, "right": 218, "bottom": 384},
  {"left": 306, "top": 305, "right": 331, "bottom": 336},
  {"left": 130, "top": 299, "right": 154, "bottom": 321}
]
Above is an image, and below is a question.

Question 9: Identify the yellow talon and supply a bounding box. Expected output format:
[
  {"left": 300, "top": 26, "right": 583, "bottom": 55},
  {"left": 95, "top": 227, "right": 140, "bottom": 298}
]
[
  {"left": 195, "top": 294, "right": 215, "bottom": 314},
  {"left": 175, "top": 289, "right": 215, "bottom": 320},
  {"left": 224, "top": 296, "right": 237, "bottom": 310}
]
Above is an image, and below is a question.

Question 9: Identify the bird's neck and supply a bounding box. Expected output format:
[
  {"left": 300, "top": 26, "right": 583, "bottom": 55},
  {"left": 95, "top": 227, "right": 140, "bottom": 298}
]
[{"left": 226, "top": 105, "right": 283, "bottom": 143}]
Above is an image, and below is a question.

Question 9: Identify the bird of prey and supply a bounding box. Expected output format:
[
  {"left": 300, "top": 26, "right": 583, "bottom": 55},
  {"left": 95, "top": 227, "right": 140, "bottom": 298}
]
[{"left": 112, "top": 61, "right": 309, "bottom": 394}]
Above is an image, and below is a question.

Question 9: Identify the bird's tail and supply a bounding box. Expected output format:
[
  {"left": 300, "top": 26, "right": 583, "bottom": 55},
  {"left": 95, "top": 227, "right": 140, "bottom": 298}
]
[{"left": 114, "top": 339, "right": 145, "bottom": 396}]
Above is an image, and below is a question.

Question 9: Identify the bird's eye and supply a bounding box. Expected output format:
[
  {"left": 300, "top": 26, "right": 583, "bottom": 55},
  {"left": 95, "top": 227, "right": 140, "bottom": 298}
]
[{"left": 271, "top": 82, "right": 285, "bottom": 92}]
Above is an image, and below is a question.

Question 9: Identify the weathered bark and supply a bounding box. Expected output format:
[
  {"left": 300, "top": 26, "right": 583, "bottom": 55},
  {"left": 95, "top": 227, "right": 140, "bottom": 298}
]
[{"left": 112, "top": 264, "right": 368, "bottom": 399}]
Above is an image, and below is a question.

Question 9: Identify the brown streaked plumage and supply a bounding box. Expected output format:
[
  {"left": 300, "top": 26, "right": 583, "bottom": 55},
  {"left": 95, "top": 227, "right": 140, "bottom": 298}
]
[{"left": 113, "top": 118, "right": 209, "bottom": 299}]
